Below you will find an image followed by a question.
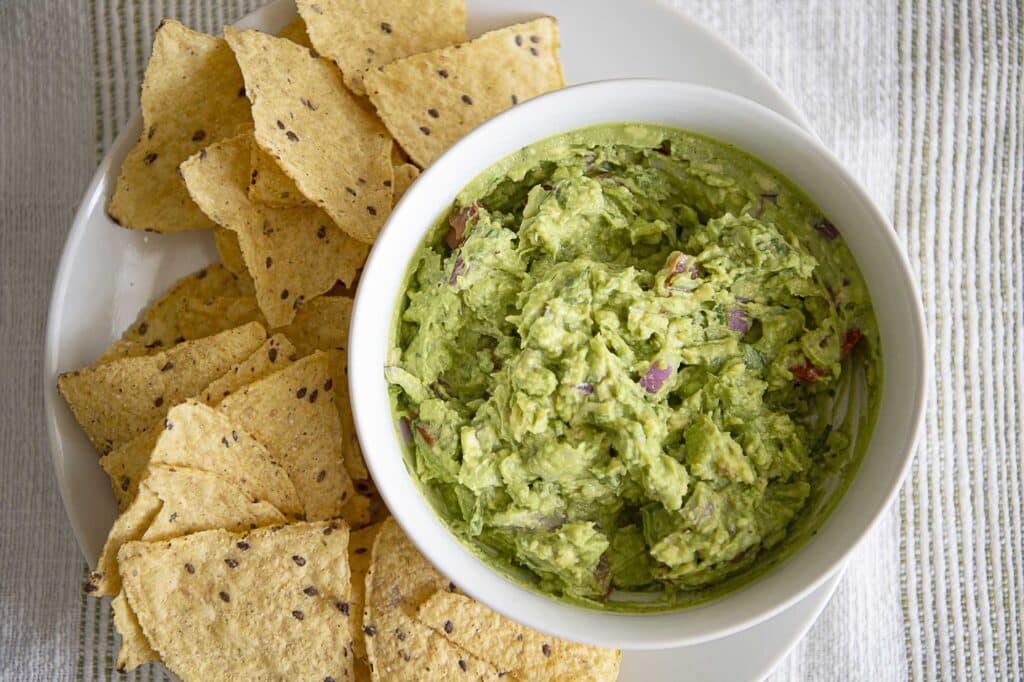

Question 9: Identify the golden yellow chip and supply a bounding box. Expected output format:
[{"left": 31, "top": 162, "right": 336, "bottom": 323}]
[
  {"left": 365, "top": 519, "right": 505, "bottom": 679},
  {"left": 181, "top": 133, "right": 368, "bottom": 327},
  {"left": 108, "top": 20, "right": 251, "bottom": 232},
  {"left": 89, "top": 485, "right": 162, "bottom": 596},
  {"left": 417, "top": 591, "right": 621, "bottom": 680},
  {"left": 392, "top": 163, "right": 419, "bottom": 204},
  {"left": 100, "top": 429, "right": 161, "bottom": 511},
  {"left": 92, "top": 466, "right": 286, "bottom": 596},
  {"left": 213, "top": 229, "right": 256, "bottom": 293},
  {"left": 365, "top": 17, "right": 564, "bottom": 167},
  {"left": 150, "top": 400, "right": 302, "bottom": 516},
  {"left": 278, "top": 15, "right": 312, "bottom": 47},
  {"left": 120, "top": 263, "right": 249, "bottom": 351},
  {"left": 248, "top": 140, "right": 312, "bottom": 207},
  {"left": 296, "top": 0, "right": 467, "bottom": 96},
  {"left": 58, "top": 322, "right": 266, "bottom": 454},
  {"left": 177, "top": 296, "right": 263, "bottom": 341},
  {"left": 119, "top": 521, "right": 353, "bottom": 681},
  {"left": 95, "top": 339, "right": 149, "bottom": 365},
  {"left": 100, "top": 334, "right": 296, "bottom": 510},
  {"left": 348, "top": 522, "right": 384, "bottom": 662},
  {"left": 112, "top": 592, "right": 157, "bottom": 671},
  {"left": 218, "top": 352, "right": 355, "bottom": 521},
  {"left": 225, "top": 27, "right": 394, "bottom": 243}
]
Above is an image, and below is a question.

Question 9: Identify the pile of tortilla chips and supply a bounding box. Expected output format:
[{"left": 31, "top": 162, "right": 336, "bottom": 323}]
[{"left": 59, "top": 3, "right": 617, "bottom": 680}]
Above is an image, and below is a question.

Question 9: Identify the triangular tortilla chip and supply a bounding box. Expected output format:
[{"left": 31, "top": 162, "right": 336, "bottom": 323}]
[
  {"left": 119, "top": 521, "right": 353, "bottom": 681},
  {"left": 100, "top": 429, "right": 162, "bottom": 510},
  {"left": 249, "top": 139, "right": 312, "bottom": 207},
  {"left": 365, "top": 18, "right": 563, "bottom": 167},
  {"left": 119, "top": 263, "right": 250, "bottom": 352},
  {"left": 296, "top": 0, "right": 467, "bottom": 96},
  {"left": 100, "top": 334, "right": 296, "bottom": 509},
  {"left": 150, "top": 401, "right": 301, "bottom": 516},
  {"left": 178, "top": 296, "right": 264, "bottom": 341},
  {"left": 392, "top": 163, "right": 419, "bottom": 204},
  {"left": 348, "top": 522, "right": 384, "bottom": 662},
  {"left": 213, "top": 228, "right": 256, "bottom": 291},
  {"left": 225, "top": 27, "right": 394, "bottom": 243},
  {"left": 218, "top": 352, "right": 355, "bottom": 521},
  {"left": 112, "top": 592, "right": 158, "bottom": 671},
  {"left": 107, "top": 20, "right": 251, "bottom": 232},
  {"left": 278, "top": 16, "right": 313, "bottom": 47},
  {"left": 178, "top": 295, "right": 369, "bottom": 484},
  {"left": 88, "top": 485, "right": 162, "bottom": 596},
  {"left": 416, "top": 591, "right": 621, "bottom": 681},
  {"left": 181, "top": 132, "right": 367, "bottom": 327},
  {"left": 365, "top": 519, "right": 505, "bottom": 679},
  {"left": 58, "top": 322, "right": 266, "bottom": 454},
  {"left": 92, "top": 466, "right": 286, "bottom": 596},
  {"left": 95, "top": 339, "right": 149, "bottom": 365}
]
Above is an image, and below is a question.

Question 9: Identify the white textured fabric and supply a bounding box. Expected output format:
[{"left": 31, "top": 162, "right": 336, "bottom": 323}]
[{"left": 0, "top": 1, "right": 1020, "bottom": 680}]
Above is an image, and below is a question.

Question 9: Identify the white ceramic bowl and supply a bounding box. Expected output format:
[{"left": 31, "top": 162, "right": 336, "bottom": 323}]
[{"left": 349, "top": 79, "right": 927, "bottom": 650}]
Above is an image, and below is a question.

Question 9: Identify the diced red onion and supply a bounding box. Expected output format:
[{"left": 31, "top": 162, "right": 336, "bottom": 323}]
[
  {"left": 665, "top": 252, "right": 699, "bottom": 288},
  {"left": 448, "top": 255, "right": 466, "bottom": 285},
  {"left": 727, "top": 308, "right": 750, "bottom": 333},
  {"left": 638, "top": 362, "right": 673, "bottom": 393},
  {"left": 574, "top": 383, "right": 594, "bottom": 395}
]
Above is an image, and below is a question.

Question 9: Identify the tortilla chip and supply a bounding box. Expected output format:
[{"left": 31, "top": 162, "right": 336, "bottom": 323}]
[
  {"left": 281, "top": 296, "right": 368, "bottom": 483},
  {"left": 189, "top": 295, "right": 369, "bottom": 483},
  {"left": 340, "top": 492, "right": 372, "bottom": 528},
  {"left": 348, "top": 522, "right": 383, "bottom": 662},
  {"left": 218, "top": 352, "right": 355, "bottom": 521},
  {"left": 101, "top": 334, "right": 296, "bottom": 509},
  {"left": 100, "top": 428, "right": 162, "bottom": 511},
  {"left": 92, "top": 466, "right": 286, "bottom": 596},
  {"left": 278, "top": 16, "right": 312, "bottom": 47},
  {"left": 181, "top": 132, "right": 367, "bottom": 327},
  {"left": 249, "top": 141, "right": 312, "bottom": 208},
  {"left": 119, "top": 263, "right": 249, "bottom": 351},
  {"left": 225, "top": 27, "right": 394, "bottom": 243},
  {"left": 89, "top": 485, "right": 162, "bottom": 596},
  {"left": 112, "top": 592, "right": 158, "bottom": 671},
  {"left": 365, "top": 518, "right": 505, "bottom": 680},
  {"left": 58, "top": 322, "right": 266, "bottom": 454},
  {"left": 417, "top": 591, "right": 621, "bottom": 681},
  {"left": 296, "top": 0, "right": 467, "bottom": 96},
  {"left": 151, "top": 400, "right": 302, "bottom": 516},
  {"left": 119, "top": 521, "right": 353, "bottom": 682},
  {"left": 95, "top": 339, "right": 149, "bottom": 365},
  {"left": 178, "top": 296, "right": 263, "bottom": 341},
  {"left": 108, "top": 20, "right": 251, "bottom": 232},
  {"left": 365, "top": 18, "right": 563, "bottom": 167},
  {"left": 392, "top": 163, "right": 419, "bottom": 204},
  {"left": 214, "top": 228, "right": 245, "bottom": 274},
  {"left": 142, "top": 467, "right": 286, "bottom": 540}
]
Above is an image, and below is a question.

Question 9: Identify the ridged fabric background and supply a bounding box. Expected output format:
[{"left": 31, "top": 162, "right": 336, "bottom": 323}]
[{"left": 0, "top": 1, "right": 1020, "bottom": 679}]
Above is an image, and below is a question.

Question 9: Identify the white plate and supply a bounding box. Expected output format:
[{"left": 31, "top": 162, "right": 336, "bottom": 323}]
[{"left": 44, "top": 1, "right": 832, "bottom": 679}]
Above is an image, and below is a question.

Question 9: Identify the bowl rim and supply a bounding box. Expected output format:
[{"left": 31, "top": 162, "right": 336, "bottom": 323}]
[{"left": 350, "top": 78, "right": 928, "bottom": 650}]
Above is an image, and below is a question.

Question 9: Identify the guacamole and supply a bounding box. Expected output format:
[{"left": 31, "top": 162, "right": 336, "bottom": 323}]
[{"left": 387, "top": 124, "right": 881, "bottom": 609}]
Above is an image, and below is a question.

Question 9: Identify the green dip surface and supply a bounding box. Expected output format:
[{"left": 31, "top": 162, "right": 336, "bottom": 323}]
[{"left": 386, "top": 123, "right": 881, "bottom": 610}]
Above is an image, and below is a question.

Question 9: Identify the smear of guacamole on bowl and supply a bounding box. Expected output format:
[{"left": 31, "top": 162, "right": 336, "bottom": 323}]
[{"left": 387, "top": 124, "right": 881, "bottom": 610}]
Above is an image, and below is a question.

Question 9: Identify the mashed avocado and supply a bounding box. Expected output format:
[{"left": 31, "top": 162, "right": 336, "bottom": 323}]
[{"left": 387, "top": 124, "right": 881, "bottom": 609}]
